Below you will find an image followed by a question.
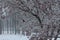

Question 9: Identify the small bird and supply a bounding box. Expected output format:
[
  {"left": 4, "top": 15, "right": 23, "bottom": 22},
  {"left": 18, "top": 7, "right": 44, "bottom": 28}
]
[{"left": 23, "top": 19, "right": 25, "bottom": 22}]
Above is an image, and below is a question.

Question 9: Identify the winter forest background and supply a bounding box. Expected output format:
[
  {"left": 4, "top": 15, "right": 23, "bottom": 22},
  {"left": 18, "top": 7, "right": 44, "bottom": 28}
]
[{"left": 0, "top": 0, "right": 60, "bottom": 40}]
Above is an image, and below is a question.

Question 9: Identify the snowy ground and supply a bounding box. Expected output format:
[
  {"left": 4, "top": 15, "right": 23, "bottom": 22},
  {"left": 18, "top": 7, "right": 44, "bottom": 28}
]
[
  {"left": 0, "top": 34, "right": 60, "bottom": 40},
  {"left": 47, "top": 38, "right": 60, "bottom": 40},
  {"left": 0, "top": 34, "right": 29, "bottom": 40}
]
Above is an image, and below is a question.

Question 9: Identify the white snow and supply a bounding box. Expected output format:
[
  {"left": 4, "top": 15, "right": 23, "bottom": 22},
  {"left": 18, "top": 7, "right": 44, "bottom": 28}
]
[
  {"left": 47, "top": 38, "right": 60, "bottom": 40},
  {"left": 0, "top": 34, "right": 29, "bottom": 40},
  {"left": 57, "top": 38, "right": 60, "bottom": 40},
  {"left": 51, "top": 38, "right": 60, "bottom": 40}
]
